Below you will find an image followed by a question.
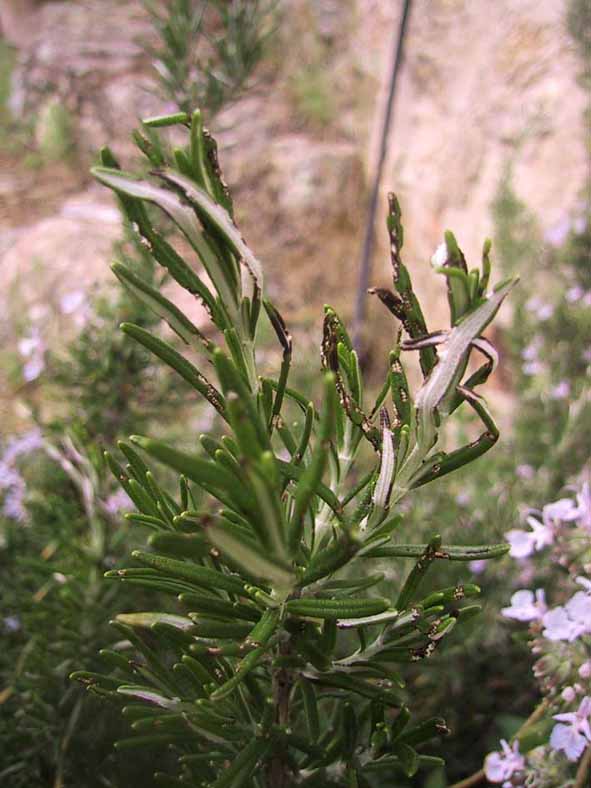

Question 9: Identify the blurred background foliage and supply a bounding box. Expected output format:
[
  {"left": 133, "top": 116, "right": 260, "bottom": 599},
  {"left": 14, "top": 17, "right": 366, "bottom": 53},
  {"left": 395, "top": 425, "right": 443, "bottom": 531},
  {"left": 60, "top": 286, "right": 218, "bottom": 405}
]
[{"left": 0, "top": 0, "right": 589, "bottom": 785}]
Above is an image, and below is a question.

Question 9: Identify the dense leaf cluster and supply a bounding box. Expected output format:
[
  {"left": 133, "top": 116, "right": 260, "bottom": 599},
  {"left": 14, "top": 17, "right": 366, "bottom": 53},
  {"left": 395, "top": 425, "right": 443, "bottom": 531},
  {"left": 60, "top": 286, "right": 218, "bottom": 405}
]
[
  {"left": 71, "top": 111, "right": 516, "bottom": 787},
  {"left": 143, "top": 0, "right": 275, "bottom": 116}
]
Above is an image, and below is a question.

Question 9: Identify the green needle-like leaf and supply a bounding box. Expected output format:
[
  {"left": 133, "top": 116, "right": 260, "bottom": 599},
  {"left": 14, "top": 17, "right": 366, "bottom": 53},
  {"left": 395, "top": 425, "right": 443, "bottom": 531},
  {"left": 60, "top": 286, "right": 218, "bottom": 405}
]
[
  {"left": 112, "top": 262, "right": 212, "bottom": 349},
  {"left": 121, "top": 323, "right": 225, "bottom": 416},
  {"left": 206, "top": 521, "right": 295, "bottom": 591},
  {"left": 286, "top": 597, "right": 389, "bottom": 620}
]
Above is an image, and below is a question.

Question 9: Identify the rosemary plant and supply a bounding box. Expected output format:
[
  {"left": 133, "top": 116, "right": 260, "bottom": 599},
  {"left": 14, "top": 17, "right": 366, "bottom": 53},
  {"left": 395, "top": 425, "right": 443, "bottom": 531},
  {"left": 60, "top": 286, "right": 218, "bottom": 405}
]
[
  {"left": 73, "top": 110, "right": 517, "bottom": 786},
  {"left": 143, "top": 0, "right": 274, "bottom": 116}
]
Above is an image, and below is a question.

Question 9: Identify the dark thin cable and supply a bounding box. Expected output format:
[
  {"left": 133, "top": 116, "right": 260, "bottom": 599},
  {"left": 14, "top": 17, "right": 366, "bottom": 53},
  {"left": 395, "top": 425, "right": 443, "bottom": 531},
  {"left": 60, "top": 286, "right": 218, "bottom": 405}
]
[{"left": 353, "top": 0, "right": 413, "bottom": 356}]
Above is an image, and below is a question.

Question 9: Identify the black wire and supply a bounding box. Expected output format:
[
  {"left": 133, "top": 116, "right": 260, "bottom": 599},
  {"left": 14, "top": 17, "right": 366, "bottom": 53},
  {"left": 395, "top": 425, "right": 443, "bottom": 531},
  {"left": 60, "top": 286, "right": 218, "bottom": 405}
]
[{"left": 353, "top": 0, "right": 413, "bottom": 357}]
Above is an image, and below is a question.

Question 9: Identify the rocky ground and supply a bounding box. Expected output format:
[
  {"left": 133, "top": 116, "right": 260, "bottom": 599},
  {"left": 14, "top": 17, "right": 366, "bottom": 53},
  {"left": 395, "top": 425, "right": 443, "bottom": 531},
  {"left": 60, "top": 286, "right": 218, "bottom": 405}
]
[{"left": 0, "top": 0, "right": 587, "bottom": 428}]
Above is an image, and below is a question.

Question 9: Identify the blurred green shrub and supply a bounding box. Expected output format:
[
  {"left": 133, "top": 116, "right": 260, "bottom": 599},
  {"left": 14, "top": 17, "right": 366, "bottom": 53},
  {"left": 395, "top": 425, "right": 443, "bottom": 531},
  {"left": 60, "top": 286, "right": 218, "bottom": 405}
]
[
  {"left": 289, "top": 63, "right": 336, "bottom": 129},
  {"left": 143, "top": 0, "right": 275, "bottom": 116},
  {"left": 398, "top": 175, "right": 591, "bottom": 783},
  {"left": 0, "top": 435, "right": 164, "bottom": 787},
  {"left": 34, "top": 98, "right": 75, "bottom": 162}
]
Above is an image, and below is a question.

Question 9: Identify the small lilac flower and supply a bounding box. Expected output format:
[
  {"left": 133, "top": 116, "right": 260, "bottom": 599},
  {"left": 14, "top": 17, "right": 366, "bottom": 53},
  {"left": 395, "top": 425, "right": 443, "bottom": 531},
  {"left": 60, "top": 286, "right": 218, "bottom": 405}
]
[
  {"left": 505, "top": 529, "right": 535, "bottom": 558},
  {"left": 506, "top": 516, "right": 554, "bottom": 558},
  {"left": 543, "top": 592, "right": 591, "bottom": 641},
  {"left": 576, "top": 576, "right": 591, "bottom": 593},
  {"left": 550, "top": 696, "right": 591, "bottom": 761},
  {"left": 544, "top": 218, "right": 572, "bottom": 247},
  {"left": 562, "top": 686, "right": 577, "bottom": 703},
  {"left": 2, "top": 429, "right": 43, "bottom": 464},
  {"left": 550, "top": 381, "right": 570, "bottom": 400},
  {"left": 566, "top": 286, "right": 584, "bottom": 303},
  {"left": 2, "top": 480, "right": 27, "bottom": 522},
  {"left": 3, "top": 615, "right": 21, "bottom": 632},
  {"left": 537, "top": 303, "right": 554, "bottom": 321},
  {"left": 501, "top": 589, "right": 547, "bottom": 622},
  {"left": 18, "top": 335, "right": 40, "bottom": 357},
  {"left": 59, "top": 290, "right": 86, "bottom": 315},
  {"left": 0, "top": 430, "right": 44, "bottom": 522},
  {"left": 542, "top": 607, "right": 578, "bottom": 641},
  {"left": 104, "top": 488, "right": 134, "bottom": 515},
  {"left": 0, "top": 463, "right": 21, "bottom": 490},
  {"left": 22, "top": 357, "right": 45, "bottom": 382},
  {"left": 565, "top": 592, "right": 591, "bottom": 636},
  {"left": 522, "top": 360, "right": 544, "bottom": 376},
  {"left": 516, "top": 464, "right": 535, "bottom": 481},
  {"left": 484, "top": 739, "right": 525, "bottom": 784},
  {"left": 517, "top": 560, "right": 536, "bottom": 586},
  {"left": 469, "top": 559, "right": 487, "bottom": 575},
  {"left": 17, "top": 330, "right": 46, "bottom": 382},
  {"left": 579, "top": 661, "right": 591, "bottom": 679},
  {"left": 573, "top": 484, "right": 591, "bottom": 531},
  {"left": 525, "top": 297, "right": 553, "bottom": 320},
  {"left": 29, "top": 303, "right": 49, "bottom": 322},
  {"left": 521, "top": 340, "right": 541, "bottom": 362},
  {"left": 542, "top": 498, "right": 578, "bottom": 526}
]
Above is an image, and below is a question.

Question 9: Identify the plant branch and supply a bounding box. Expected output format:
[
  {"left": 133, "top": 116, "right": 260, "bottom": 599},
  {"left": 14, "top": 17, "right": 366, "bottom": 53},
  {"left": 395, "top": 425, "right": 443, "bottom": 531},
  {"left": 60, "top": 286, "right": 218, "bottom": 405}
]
[
  {"left": 449, "top": 769, "right": 485, "bottom": 788},
  {"left": 268, "top": 640, "right": 292, "bottom": 788},
  {"left": 449, "top": 698, "right": 551, "bottom": 788},
  {"left": 575, "top": 744, "right": 591, "bottom": 788}
]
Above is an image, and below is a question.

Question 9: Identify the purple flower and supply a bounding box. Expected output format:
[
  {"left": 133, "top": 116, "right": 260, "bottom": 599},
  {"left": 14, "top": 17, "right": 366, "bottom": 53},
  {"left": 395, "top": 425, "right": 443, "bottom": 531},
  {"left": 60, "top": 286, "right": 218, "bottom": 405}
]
[
  {"left": 17, "top": 331, "right": 43, "bottom": 358},
  {"left": 573, "top": 216, "right": 586, "bottom": 234},
  {"left": 59, "top": 290, "right": 86, "bottom": 315},
  {"left": 0, "top": 429, "right": 44, "bottom": 522},
  {"left": 0, "top": 463, "right": 21, "bottom": 490},
  {"left": 2, "top": 429, "right": 43, "bottom": 465},
  {"left": 501, "top": 589, "right": 547, "bottom": 622},
  {"left": 516, "top": 464, "right": 535, "bottom": 481},
  {"left": 517, "top": 560, "right": 536, "bottom": 586},
  {"left": 550, "top": 381, "right": 570, "bottom": 400},
  {"left": 521, "top": 339, "right": 541, "bottom": 362},
  {"left": 18, "top": 330, "right": 46, "bottom": 382},
  {"left": 550, "top": 696, "right": 591, "bottom": 761},
  {"left": 525, "top": 297, "right": 554, "bottom": 321},
  {"left": 567, "top": 286, "right": 584, "bottom": 303},
  {"left": 3, "top": 615, "right": 21, "bottom": 632},
  {"left": 104, "top": 488, "right": 134, "bottom": 515},
  {"left": 566, "top": 592, "right": 591, "bottom": 632},
  {"left": 22, "top": 357, "right": 45, "bottom": 382},
  {"left": 573, "top": 483, "right": 591, "bottom": 531},
  {"left": 2, "top": 484, "right": 27, "bottom": 521},
  {"left": 506, "top": 515, "right": 554, "bottom": 558},
  {"left": 542, "top": 592, "right": 591, "bottom": 642},
  {"left": 522, "top": 360, "right": 544, "bottom": 376},
  {"left": 469, "top": 559, "right": 487, "bottom": 575},
  {"left": 544, "top": 218, "right": 572, "bottom": 248},
  {"left": 484, "top": 739, "right": 525, "bottom": 784},
  {"left": 562, "top": 686, "right": 577, "bottom": 703},
  {"left": 542, "top": 607, "right": 578, "bottom": 641},
  {"left": 542, "top": 497, "right": 578, "bottom": 526}
]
